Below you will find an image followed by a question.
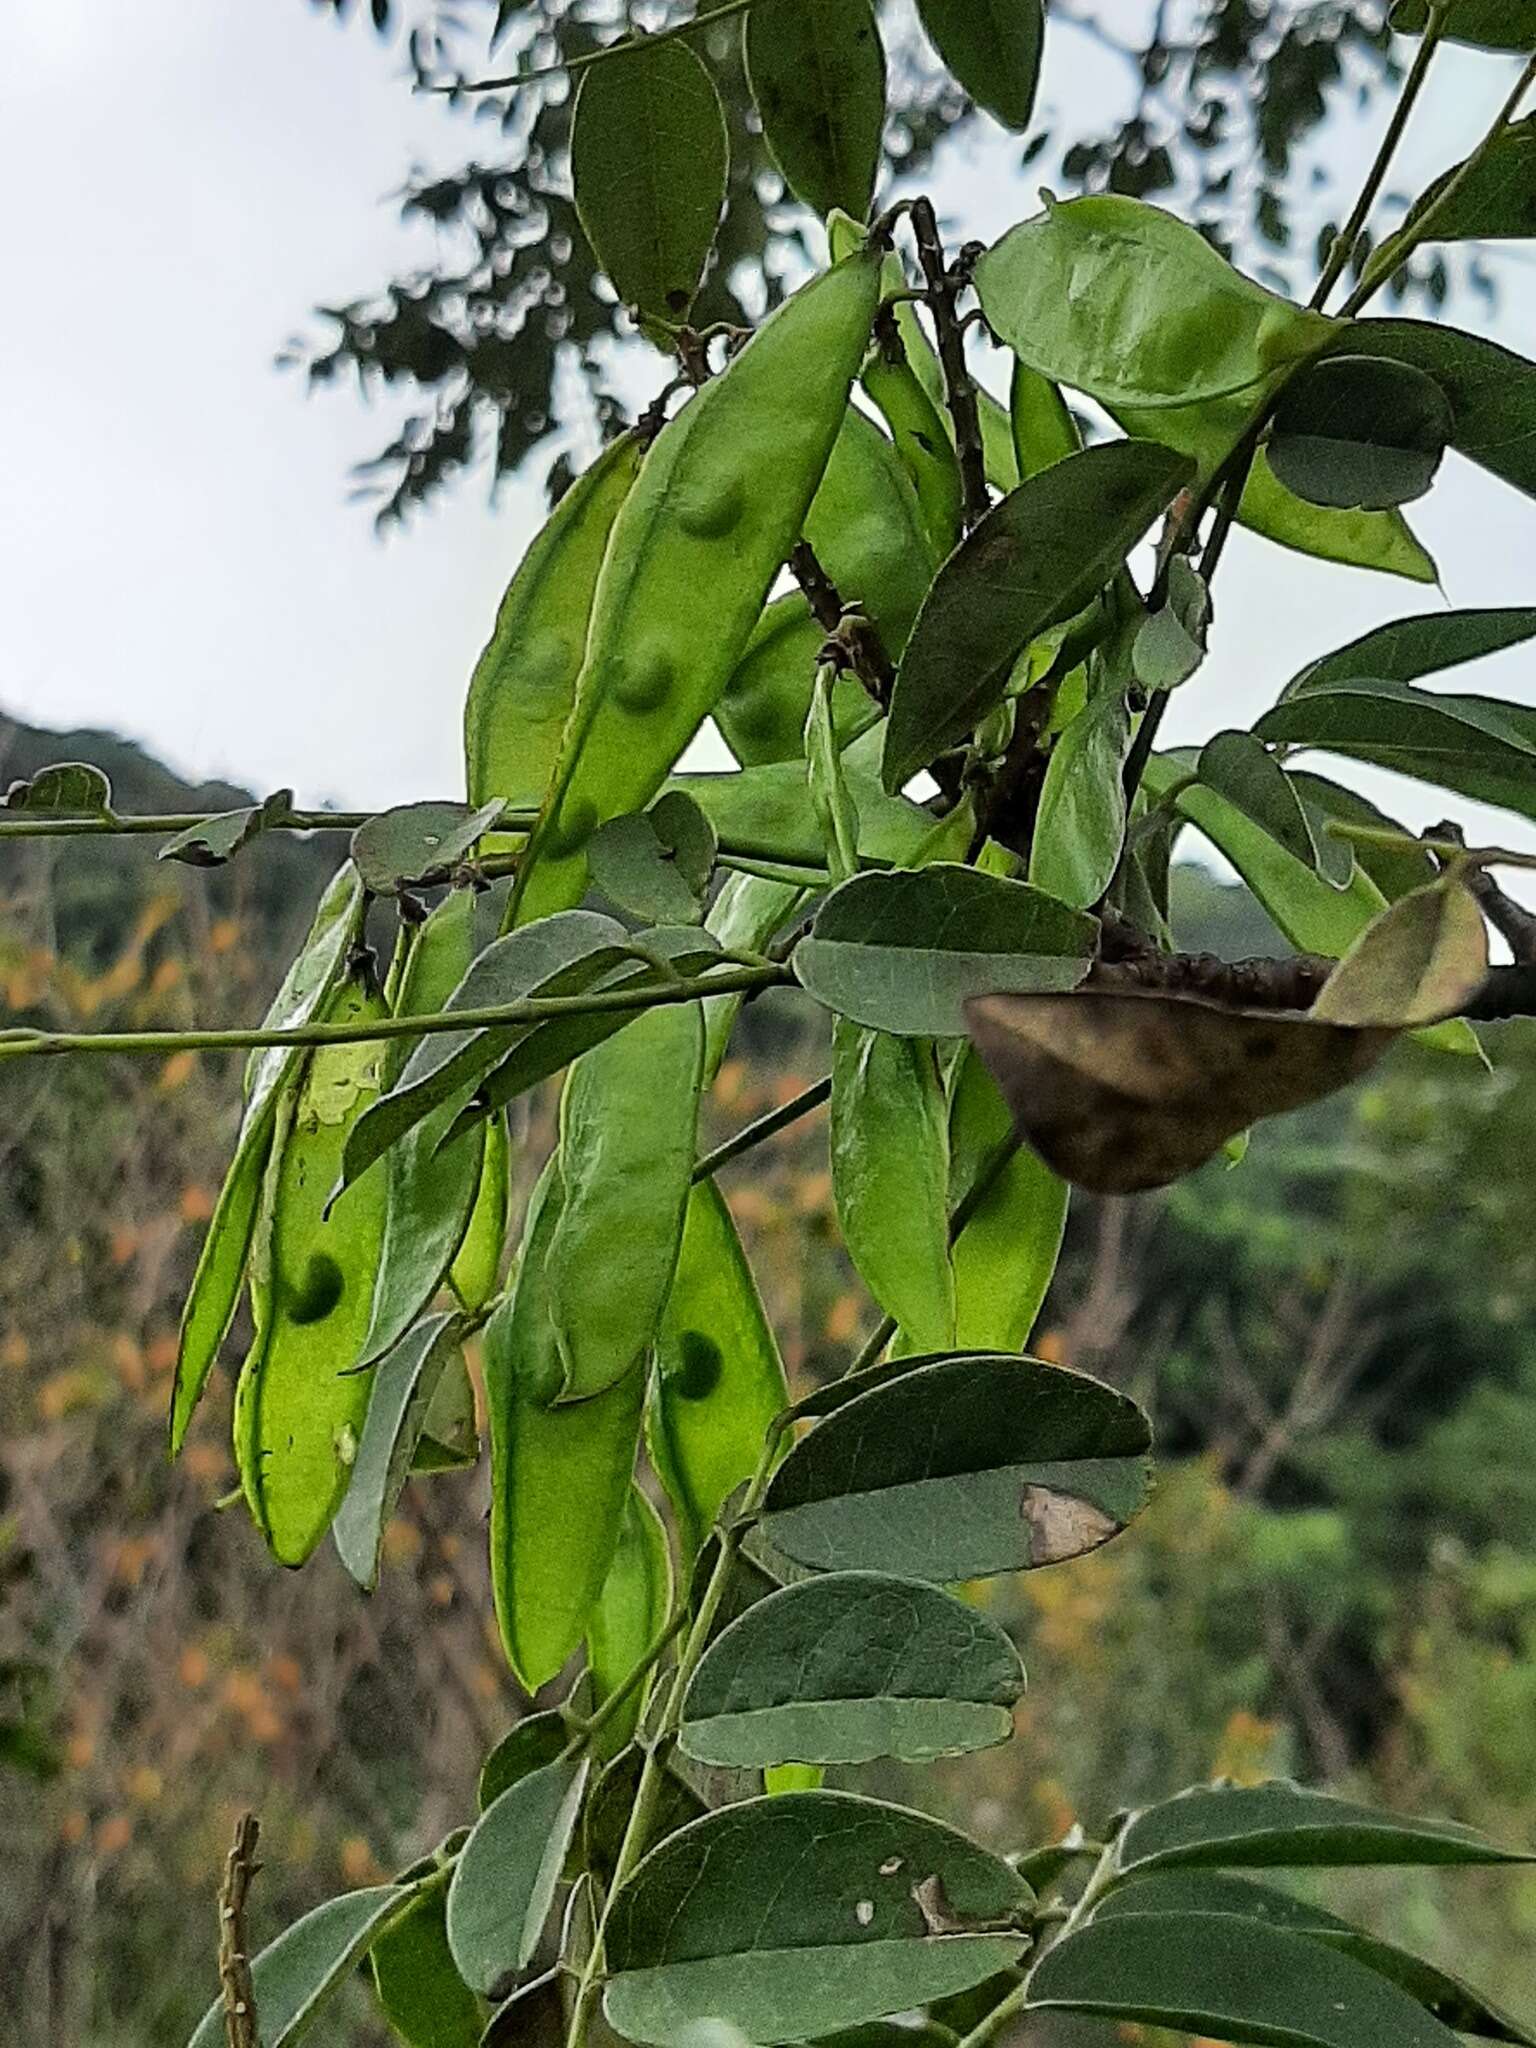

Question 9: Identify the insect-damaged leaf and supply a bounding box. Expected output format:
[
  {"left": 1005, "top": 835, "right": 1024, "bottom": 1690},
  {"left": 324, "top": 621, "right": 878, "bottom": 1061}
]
[
  {"left": 882, "top": 441, "right": 1193, "bottom": 790},
  {"left": 445, "top": 1753, "right": 588, "bottom": 1997},
  {"left": 187, "top": 1887, "right": 408, "bottom": 2048},
  {"left": 570, "top": 34, "right": 727, "bottom": 326},
  {"left": 760, "top": 1352, "right": 1150, "bottom": 1581},
  {"left": 680, "top": 1571, "right": 1024, "bottom": 1767},
  {"left": 159, "top": 788, "right": 296, "bottom": 868},
  {"left": 1093, "top": 1874, "right": 1536, "bottom": 2045},
  {"left": 1113, "top": 1779, "right": 1536, "bottom": 1875},
  {"left": 966, "top": 986, "right": 1394, "bottom": 1195},
  {"left": 603, "top": 1792, "right": 1031, "bottom": 2045},
  {"left": 1025, "top": 1912, "right": 1461, "bottom": 2048},
  {"left": 745, "top": 0, "right": 886, "bottom": 222},
  {"left": 1312, "top": 879, "right": 1489, "bottom": 1029},
  {"left": 350, "top": 800, "right": 506, "bottom": 896},
  {"left": 2, "top": 760, "right": 113, "bottom": 815},
  {"left": 794, "top": 865, "right": 1095, "bottom": 1037}
]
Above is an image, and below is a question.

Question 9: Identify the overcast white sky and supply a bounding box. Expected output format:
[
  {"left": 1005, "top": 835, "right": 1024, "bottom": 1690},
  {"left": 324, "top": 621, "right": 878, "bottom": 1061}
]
[{"left": 4, "top": 2, "right": 1536, "bottom": 847}]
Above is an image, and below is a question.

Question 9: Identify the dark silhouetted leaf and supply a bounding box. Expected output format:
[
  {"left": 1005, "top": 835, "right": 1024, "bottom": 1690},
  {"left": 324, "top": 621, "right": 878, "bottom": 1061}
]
[
  {"left": 1287, "top": 607, "right": 1536, "bottom": 696},
  {"left": 916, "top": 0, "right": 1043, "bottom": 131},
  {"left": 1339, "top": 320, "right": 1536, "bottom": 501},
  {"left": 477, "top": 1710, "right": 568, "bottom": 1814},
  {"left": 1197, "top": 731, "right": 1319, "bottom": 872},
  {"left": 1391, "top": 1, "right": 1536, "bottom": 52},
  {"left": 3, "top": 761, "right": 113, "bottom": 815},
  {"left": 761, "top": 1352, "right": 1150, "bottom": 1579},
  {"left": 883, "top": 441, "right": 1193, "bottom": 788},
  {"left": 1268, "top": 355, "right": 1452, "bottom": 510},
  {"left": 571, "top": 35, "right": 728, "bottom": 325},
  {"left": 745, "top": 0, "right": 886, "bottom": 221}
]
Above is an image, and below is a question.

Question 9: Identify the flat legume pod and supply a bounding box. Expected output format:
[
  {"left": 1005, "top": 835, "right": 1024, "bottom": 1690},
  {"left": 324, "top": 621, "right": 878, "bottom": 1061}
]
[
  {"left": 234, "top": 976, "right": 391, "bottom": 1566},
  {"left": 511, "top": 242, "right": 883, "bottom": 923},
  {"left": 483, "top": 1164, "right": 647, "bottom": 1689}
]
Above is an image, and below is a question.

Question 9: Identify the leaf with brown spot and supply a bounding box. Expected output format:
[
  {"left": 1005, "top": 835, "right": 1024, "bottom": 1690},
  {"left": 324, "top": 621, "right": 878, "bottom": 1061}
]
[
  {"left": 1020, "top": 1484, "right": 1118, "bottom": 1567},
  {"left": 1312, "top": 879, "right": 1488, "bottom": 1028},
  {"left": 965, "top": 987, "right": 1394, "bottom": 1194}
]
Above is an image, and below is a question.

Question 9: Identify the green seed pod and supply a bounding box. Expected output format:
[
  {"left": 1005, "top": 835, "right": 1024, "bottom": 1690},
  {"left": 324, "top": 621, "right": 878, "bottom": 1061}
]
[
  {"left": 483, "top": 1164, "right": 647, "bottom": 1690},
  {"left": 450, "top": 1106, "right": 510, "bottom": 1314},
  {"left": 233, "top": 975, "right": 391, "bottom": 1566},
  {"left": 647, "top": 1180, "right": 789, "bottom": 1557},
  {"left": 585, "top": 1485, "right": 674, "bottom": 1759},
  {"left": 463, "top": 429, "right": 649, "bottom": 816},
  {"left": 511, "top": 242, "right": 884, "bottom": 923}
]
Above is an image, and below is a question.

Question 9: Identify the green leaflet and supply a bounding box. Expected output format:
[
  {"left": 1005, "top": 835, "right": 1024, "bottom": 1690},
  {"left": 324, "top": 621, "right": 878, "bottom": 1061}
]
[
  {"left": 794, "top": 864, "right": 1097, "bottom": 1037},
  {"left": 1114, "top": 1779, "right": 1536, "bottom": 1874},
  {"left": 831, "top": 1019, "right": 955, "bottom": 1350},
  {"left": 976, "top": 194, "right": 1333, "bottom": 411},
  {"left": 1026, "top": 1912, "right": 1460, "bottom": 2048},
  {"left": 187, "top": 1886, "right": 408, "bottom": 2048},
  {"left": 882, "top": 441, "right": 1192, "bottom": 790},
  {"left": 234, "top": 977, "right": 391, "bottom": 1566},
  {"left": 361, "top": 888, "right": 487, "bottom": 1368},
  {"left": 483, "top": 1165, "right": 647, "bottom": 1688},
  {"left": 369, "top": 1871, "right": 485, "bottom": 2048},
  {"left": 702, "top": 872, "right": 808, "bottom": 1081},
  {"left": 647, "top": 1180, "right": 790, "bottom": 1556},
  {"left": 478, "top": 1710, "right": 567, "bottom": 1812},
  {"left": 1029, "top": 684, "right": 1130, "bottom": 909},
  {"left": 1197, "top": 730, "right": 1323, "bottom": 874},
  {"left": 947, "top": 1048, "right": 1066, "bottom": 1352},
  {"left": 745, "top": 0, "right": 886, "bottom": 222},
  {"left": 333, "top": 1312, "right": 461, "bottom": 1592},
  {"left": 916, "top": 0, "right": 1043, "bottom": 132},
  {"left": 1114, "top": 388, "right": 1436, "bottom": 581},
  {"left": 1092, "top": 1873, "right": 1536, "bottom": 2045},
  {"left": 586, "top": 1485, "right": 674, "bottom": 1758},
  {"left": 1384, "top": 113, "right": 1536, "bottom": 250},
  {"left": 673, "top": 752, "right": 940, "bottom": 870},
  {"left": 511, "top": 245, "right": 883, "bottom": 922},
  {"left": 718, "top": 405, "right": 931, "bottom": 766},
  {"left": 449, "top": 1105, "right": 509, "bottom": 1313},
  {"left": 1330, "top": 319, "right": 1536, "bottom": 503},
  {"left": 860, "top": 329, "right": 965, "bottom": 560},
  {"left": 679, "top": 1571, "right": 1025, "bottom": 1767},
  {"left": 603, "top": 1792, "right": 1031, "bottom": 2044},
  {"left": 547, "top": 995, "right": 704, "bottom": 1400},
  {"left": 171, "top": 865, "right": 363, "bottom": 1454},
  {"left": 570, "top": 37, "right": 727, "bottom": 327},
  {"left": 1287, "top": 606, "right": 1536, "bottom": 695},
  {"left": 446, "top": 1753, "right": 589, "bottom": 1997},
  {"left": 464, "top": 430, "right": 648, "bottom": 815},
  {"left": 1010, "top": 359, "right": 1081, "bottom": 479},
  {"left": 762, "top": 1352, "right": 1152, "bottom": 1580}
]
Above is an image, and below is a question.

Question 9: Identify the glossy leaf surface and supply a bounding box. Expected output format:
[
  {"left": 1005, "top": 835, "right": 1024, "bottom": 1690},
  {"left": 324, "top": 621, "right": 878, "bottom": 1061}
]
[
  {"left": 604, "top": 1792, "right": 1030, "bottom": 2044},
  {"left": 680, "top": 1572, "right": 1024, "bottom": 1766},
  {"left": 761, "top": 1353, "right": 1151, "bottom": 1579}
]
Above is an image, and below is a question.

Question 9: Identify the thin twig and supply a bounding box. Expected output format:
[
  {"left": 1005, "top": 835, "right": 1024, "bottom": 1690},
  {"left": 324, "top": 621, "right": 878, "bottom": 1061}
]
[
  {"left": 430, "top": 0, "right": 759, "bottom": 96},
  {"left": 1342, "top": 47, "right": 1536, "bottom": 314},
  {"left": 788, "top": 543, "right": 896, "bottom": 708},
  {"left": 691, "top": 1076, "right": 831, "bottom": 1183},
  {"left": 0, "top": 963, "right": 791, "bottom": 1064},
  {"left": 1311, "top": 5, "right": 1449, "bottom": 309},
  {"left": 218, "top": 1812, "right": 261, "bottom": 2048},
  {"left": 909, "top": 198, "right": 990, "bottom": 530}
]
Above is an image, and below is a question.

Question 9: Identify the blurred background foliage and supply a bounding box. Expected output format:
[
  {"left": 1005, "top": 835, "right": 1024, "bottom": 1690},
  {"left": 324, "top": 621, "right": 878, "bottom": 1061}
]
[
  {"left": 285, "top": 0, "right": 1488, "bottom": 525},
  {"left": 2, "top": 715, "right": 1534, "bottom": 2044}
]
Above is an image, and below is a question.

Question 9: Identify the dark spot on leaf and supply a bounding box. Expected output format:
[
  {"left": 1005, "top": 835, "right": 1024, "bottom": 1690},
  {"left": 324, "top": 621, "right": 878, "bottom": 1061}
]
[
  {"left": 288, "top": 1252, "right": 344, "bottom": 1325},
  {"left": 1019, "top": 1484, "right": 1118, "bottom": 1566},
  {"left": 671, "top": 1332, "right": 722, "bottom": 1401}
]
